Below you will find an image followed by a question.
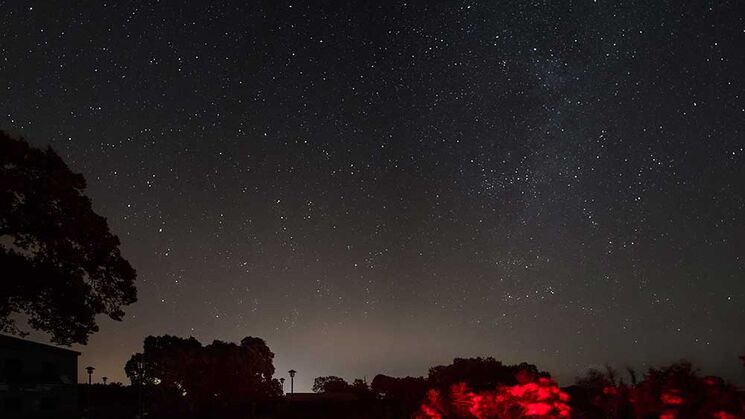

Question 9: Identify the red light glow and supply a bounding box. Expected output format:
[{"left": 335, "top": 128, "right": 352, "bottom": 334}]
[
  {"left": 660, "top": 391, "right": 684, "bottom": 406},
  {"left": 415, "top": 377, "right": 571, "bottom": 419}
]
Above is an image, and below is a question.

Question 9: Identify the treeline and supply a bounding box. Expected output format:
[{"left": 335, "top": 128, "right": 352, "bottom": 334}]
[
  {"left": 566, "top": 360, "right": 745, "bottom": 419},
  {"left": 313, "top": 357, "right": 745, "bottom": 418},
  {"left": 312, "top": 357, "right": 551, "bottom": 414},
  {"left": 116, "top": 334, "right": 745, "bottom": 418}
]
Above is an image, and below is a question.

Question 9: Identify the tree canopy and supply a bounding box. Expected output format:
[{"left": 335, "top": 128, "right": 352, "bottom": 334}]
[
  {"left": 125, "top": 335, "right": 282, "bottom": 413},
  {"left": 427, "top": 357, "right": 548, "bottom": 392},
  {"left": 313, "top": 376, "right": 352, "bottom": 393},
  {"left": 0, "top": 131, "right": 136, "bottom": 344}
]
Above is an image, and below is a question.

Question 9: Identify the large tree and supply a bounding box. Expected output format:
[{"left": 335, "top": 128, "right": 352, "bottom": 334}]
[
  {"left": 125, "top": 335, "right": 282, "bottom": 413},
  {"left": 0, "top": 131, "right": 137, "bottom": 344}
]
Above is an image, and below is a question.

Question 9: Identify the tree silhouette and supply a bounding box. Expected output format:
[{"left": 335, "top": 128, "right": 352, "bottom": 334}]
[
  {"left": 350, "top": 378, "right": 374, "bottom": 398},
  {"left": 427, "top": 358, "right": 548, "bottom": 393},
  {"left": 574, "top": 363, "right": 620, "bottom": 389},
  {"left": 125, "top": 335, "right": 281, "bottom": 415},
  {"left": 573, "top": 365, "right": 632, "bottom": 419},
  {"left": 625, "top": 366, "right": 637, "bottom": 386},
  {"left": 313, "top": 376, "right": 351, "bottom": 393},
  {"left": 572, "top": 360, "right": 745, "bottom": 419},
  {"left": 630, "top": 360, "right": 744, "bottom": 419},
  {"left": 124, "top": 335, "right": 202, "bottom": 387},
  {"left": 0, "top": 131, "right": 136, "bottom": 345}
]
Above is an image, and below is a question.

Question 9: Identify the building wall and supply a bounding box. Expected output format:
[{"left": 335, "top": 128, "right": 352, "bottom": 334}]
[{"left": 0, "top": 334, "right": 79, "bottom": 418}]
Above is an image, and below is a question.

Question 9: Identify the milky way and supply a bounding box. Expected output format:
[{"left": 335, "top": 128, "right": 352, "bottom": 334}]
[{"left": 2, "top": 1, "right": 744, "bottom": 389}]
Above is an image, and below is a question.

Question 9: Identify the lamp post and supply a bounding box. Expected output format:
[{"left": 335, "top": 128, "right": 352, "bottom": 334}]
[
  {"left": 102, "top": 377, "right": 108, "bottom": 385},
  {"left": 85, "top": 366, "right": 95, "bottom": 385},
  {"left": 288, "top": 370, "right": 296, "bottom": 396},
  {"left": 137, "top": 361, "right": 144, "bottom": 419},
  {"left": 84, "top": 366, "right": 95, "bottom": 415},
  {"left": 279, "top": 377, "right": 285, "bottom": 394}
]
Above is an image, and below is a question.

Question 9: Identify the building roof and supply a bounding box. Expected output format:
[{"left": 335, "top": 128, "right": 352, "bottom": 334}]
[{"left": 0, "top": 333, "right": 81, "bottom": 355}]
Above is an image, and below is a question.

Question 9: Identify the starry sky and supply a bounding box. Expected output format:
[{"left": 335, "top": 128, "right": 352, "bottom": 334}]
[{"left": 2, "top": 1, "right": 745, "bottom": 390}]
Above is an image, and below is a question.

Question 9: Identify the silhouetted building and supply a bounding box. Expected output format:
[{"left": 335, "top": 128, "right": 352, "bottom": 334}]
[{"left": 0, "top": 334, "right": 79, "bottom": 418}]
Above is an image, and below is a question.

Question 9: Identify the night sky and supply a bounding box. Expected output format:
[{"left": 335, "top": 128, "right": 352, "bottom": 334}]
[{"left": 2, "top": 1, "right": 744, "bottom": 390}]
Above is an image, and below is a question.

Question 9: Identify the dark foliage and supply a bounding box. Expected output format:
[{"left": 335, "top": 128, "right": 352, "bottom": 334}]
[
  {"left": 366, "top": 358, "right": 549, "bottom": 418},
  {"left": 0, "top": 130, "right": 136, "bottom": 345},
  {"left": 572, "top": 360, "right": 745, "bottom": 419},
  {"left": 350, "top": 378, "right": 375, "bottom": 398},
  {"left": 427, "top": 357, "right": 549, "bottom": 393},
  {"left": 370, "top": 358, "right": 548, "bottom": 401},
  {"left": 313, "top": 376, "right": 353, "bottom": 393},
  {"left": 103, "top": 354, "right": 744, "bottom": 419},
  {"left": 311, "top": 376, "right": 374, "bottom": 399},
  {"left": 125, "top": 334, "right": 281, "bottom": 416}
]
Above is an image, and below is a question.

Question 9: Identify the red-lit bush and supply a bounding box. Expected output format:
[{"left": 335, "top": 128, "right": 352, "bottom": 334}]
[
  {"left": 572, "top": 361, "right": 745, "bottom": 419},
  {"left": 415, "top": 376, "right": 571, "bottom": 419},
  {"left": 628, "top": 362, "right": 745, "bottom": 419}
]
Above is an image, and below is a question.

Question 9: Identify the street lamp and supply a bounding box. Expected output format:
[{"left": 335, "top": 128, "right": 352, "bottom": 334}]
[
  {"left": 102, "top": 377, "right": 108, "bottom": 385},
  {"left": 85, "top": 366, "right": 95, "bottom": 385},
  {"left": 137, "top": 361, "right": 144, "bottom": 418},
  {"left": 279, "top": 377, "right": 285, "bottom": 393},
  {"left": 288, "top": 370, "right": 296, "bottom": 396}
]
